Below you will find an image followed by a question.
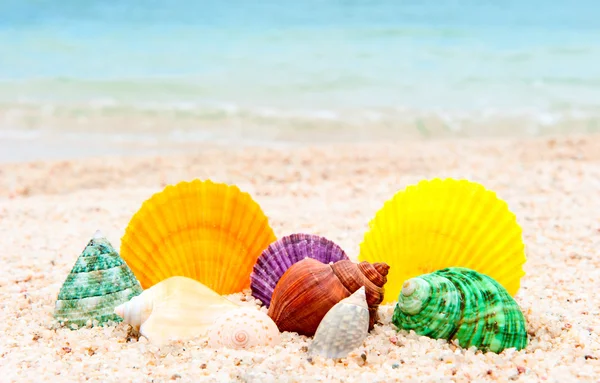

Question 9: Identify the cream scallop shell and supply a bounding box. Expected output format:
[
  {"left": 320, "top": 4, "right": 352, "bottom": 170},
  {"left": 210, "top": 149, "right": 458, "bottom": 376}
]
[
  {"left": 207, "top": 307, "right": 281, "bottom": 349},
  {"left": 114, "top": 276, "right": 239, "bottom": 345}
]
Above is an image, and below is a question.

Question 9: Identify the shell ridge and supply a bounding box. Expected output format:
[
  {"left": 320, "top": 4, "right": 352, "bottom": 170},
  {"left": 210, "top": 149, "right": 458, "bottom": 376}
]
[
  {"left": 440, "top": 268, "right": 485, "bottom": 349},
  {"left": 180, "top": 182, "right": 199, "bottom": 284},
  {"left": 126, "top": 210, "right": 171, "bottom": 284},
  {"left": 168, "top": 185, "right": 193, "bottom": 281},
  {"left": 295, "top": 235, "right": 313, "bottom": 264},
  {"left": 120, "top": 227, "right": 159, "bottom": 285},
  {"left": 151, "top": 190, "right": 187, "bottom": 281},
  {"left": 331, "top": 261, "right": 379, "bottom": 304},
  {"left": 456, "top": 200, "right": 512, "bottom": 268},
  {"left": 217, "top": 184, "right": 241, "bottom": 292}
]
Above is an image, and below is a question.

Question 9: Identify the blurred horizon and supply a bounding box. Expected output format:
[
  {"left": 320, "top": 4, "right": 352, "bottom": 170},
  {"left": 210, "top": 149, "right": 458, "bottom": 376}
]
[{"left": 1, "top": 0, "right": 600, "bottom": 161}]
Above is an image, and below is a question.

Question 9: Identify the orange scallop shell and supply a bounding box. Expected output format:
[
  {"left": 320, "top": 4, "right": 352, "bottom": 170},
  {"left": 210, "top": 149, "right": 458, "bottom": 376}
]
[{"left": 120, "top": 179, "right": 277, "bottom": 294}]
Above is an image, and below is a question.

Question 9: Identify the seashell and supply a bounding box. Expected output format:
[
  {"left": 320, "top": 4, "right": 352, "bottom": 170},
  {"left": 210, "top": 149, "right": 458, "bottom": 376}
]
[
  {"left": 392, "top": 267, "right": 528, "bottom": 353},
  {"left": 358, "top": 178, "right": 526, "bottom": 304},
  {"left": 54, "top": 230, "right": 143, "bottom": 329},
  {"left": 114, "top": 276, "right": 239, "bottom": 345},
  {"left": 120, "top": 179, "right": 277, "bottom": 294},
  {"left": 207, "top": 307, "right": 281, "bottom": 349},
  {"left": 308, "top": 286, "right": 369, "bottom": 359},
  {"left": 267, "top": 257, "right": 389, "bottom": 336},
  {"left": 250, "top": 233, "right": 349, "bottom": 307}
]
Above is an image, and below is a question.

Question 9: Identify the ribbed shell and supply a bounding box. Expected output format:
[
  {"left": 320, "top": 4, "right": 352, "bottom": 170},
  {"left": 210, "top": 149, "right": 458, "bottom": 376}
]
[
  {"left": 309, "top": 286, "right": 369, "bottom": 359},
  {"left": 250, "top": 233, "right": 349, "bottom": 307},
  {"left": 120, "top": 179, "right": 277, "bottom": 294},
  {"left": 358, "top": 178, "right": 527, "bottom": 304},
  {"left": 392, "top": 267, "right": 528, "bottom": 353},
  {"left": 207, "top": 307, "right": 281, "bottom": 349},
  {"left": 54, "top": 230, "right": 143, "bottom": 329},
  {"left": 267, "top": 258, "right": 389, "bottom": 336}
]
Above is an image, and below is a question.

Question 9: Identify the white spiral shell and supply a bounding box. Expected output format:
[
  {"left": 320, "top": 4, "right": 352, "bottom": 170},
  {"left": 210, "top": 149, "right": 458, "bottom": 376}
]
[
  {"left": 207, "top": 307, "right": 281, "bottom": 349},
  {"left": 308, "top": 286, "right": 370, "bottom": 359},
  {"left": 113, "top": 276, "right": 239, "bottom": 345}
]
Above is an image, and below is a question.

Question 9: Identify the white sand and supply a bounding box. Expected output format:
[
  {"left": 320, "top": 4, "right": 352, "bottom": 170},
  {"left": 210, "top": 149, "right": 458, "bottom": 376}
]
[{"left": 1, "top": 135, "right": 599, "bottom": 382}]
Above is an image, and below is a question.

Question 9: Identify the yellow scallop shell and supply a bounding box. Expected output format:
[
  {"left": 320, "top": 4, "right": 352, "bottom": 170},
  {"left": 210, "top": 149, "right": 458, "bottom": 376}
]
[
  {"left": 358, "top": 178, "right": 526, "bottom": 304},
  {"left": 120, "top": 179, "right": 277, "bottom": 294}
]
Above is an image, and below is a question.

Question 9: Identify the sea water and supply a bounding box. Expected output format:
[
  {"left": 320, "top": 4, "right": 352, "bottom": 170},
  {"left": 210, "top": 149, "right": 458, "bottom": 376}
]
[{"left": 1, "top": 0, "right": 599, "bottom": 159}]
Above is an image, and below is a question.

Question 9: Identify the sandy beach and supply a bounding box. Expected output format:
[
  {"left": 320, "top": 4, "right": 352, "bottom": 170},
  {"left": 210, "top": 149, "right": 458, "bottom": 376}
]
[{"left": 1, "top": 134, "right": 600, "bottom": 382}]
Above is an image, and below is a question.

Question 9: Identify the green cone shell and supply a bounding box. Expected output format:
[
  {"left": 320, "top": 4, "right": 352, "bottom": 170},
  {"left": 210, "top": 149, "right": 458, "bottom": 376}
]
[
  {"left": 392, "top": 267, "right": 527, "bottom": 353},
  {"left": 54, "top": 230, "right": 143, "bottom": 329}
]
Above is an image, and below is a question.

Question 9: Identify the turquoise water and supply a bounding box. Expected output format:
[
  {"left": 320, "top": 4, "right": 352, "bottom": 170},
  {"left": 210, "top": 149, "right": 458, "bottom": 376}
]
[{"left": 1, "top": 0, "right": 600, "bottom": 149}]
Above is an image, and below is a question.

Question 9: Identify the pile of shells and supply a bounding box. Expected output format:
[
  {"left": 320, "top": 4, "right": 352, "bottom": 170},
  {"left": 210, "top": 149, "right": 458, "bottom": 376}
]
[{"left": 52, "top": 177, "right": 530, "bottom": 358}]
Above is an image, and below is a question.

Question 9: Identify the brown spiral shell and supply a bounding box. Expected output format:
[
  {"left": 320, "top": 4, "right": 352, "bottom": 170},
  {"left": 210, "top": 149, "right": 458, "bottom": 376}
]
[{"left": 267, "top": 257, "right": 389, "bottom": 336}]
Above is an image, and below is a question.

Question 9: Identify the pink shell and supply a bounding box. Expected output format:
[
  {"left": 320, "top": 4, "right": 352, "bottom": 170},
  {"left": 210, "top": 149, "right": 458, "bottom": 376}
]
[{"left": 207, "top": 308, "right": 280, "bottom": 349}]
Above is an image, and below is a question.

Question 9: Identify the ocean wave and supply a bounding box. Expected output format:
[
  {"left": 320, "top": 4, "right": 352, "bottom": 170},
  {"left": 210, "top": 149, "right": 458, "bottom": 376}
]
[{"left": 1, "top": 102, "right": 600, "bottom": 143}]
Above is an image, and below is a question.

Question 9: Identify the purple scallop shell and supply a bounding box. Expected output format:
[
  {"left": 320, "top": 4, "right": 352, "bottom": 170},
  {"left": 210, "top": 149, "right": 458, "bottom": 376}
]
[{"left": 250, "top": 233, "right": 349, "bottom": 307}]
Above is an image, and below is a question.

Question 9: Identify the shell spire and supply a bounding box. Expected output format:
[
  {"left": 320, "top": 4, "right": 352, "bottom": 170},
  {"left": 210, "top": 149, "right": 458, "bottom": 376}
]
[
  {"left": 309, "top": 286, "right": 370, "bottom": 359},
  {"left": 54, "top": 231, "right": 143, "bottom": 329},
  {"left": 331, "top": 260, "right": 389, "bottom": 329},
  {"left": 392, "top": 267, "right": 528, "bottom": 353}
]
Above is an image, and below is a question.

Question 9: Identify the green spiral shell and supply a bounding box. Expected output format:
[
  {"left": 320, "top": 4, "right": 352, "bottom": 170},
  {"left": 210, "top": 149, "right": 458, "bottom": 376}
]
[
  {"left": 391, "top": 267, "right": 527, "bottom": 353},
  {"left": 54, "top": 231, "right": 143, "bottom": 329}
]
